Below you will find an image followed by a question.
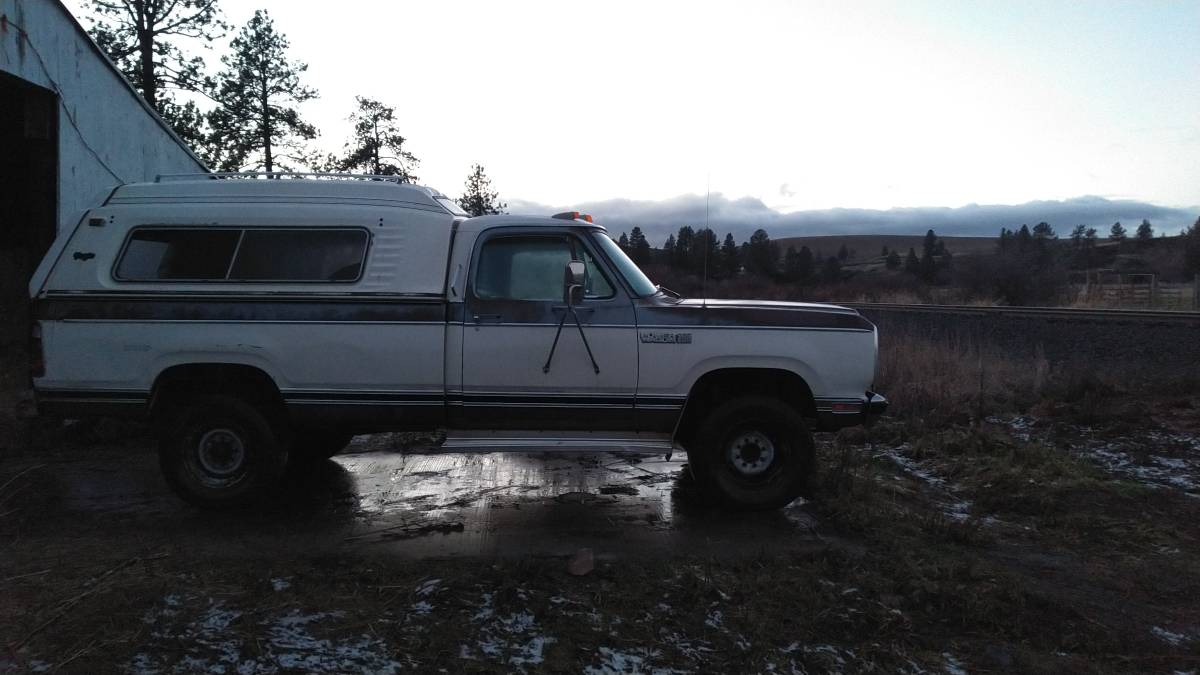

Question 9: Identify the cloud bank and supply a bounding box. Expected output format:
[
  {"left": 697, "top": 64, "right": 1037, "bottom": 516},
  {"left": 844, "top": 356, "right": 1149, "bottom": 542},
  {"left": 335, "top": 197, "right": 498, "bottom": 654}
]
[{"left": 507, "top": 194, "right": 1199, "bottom": 244}]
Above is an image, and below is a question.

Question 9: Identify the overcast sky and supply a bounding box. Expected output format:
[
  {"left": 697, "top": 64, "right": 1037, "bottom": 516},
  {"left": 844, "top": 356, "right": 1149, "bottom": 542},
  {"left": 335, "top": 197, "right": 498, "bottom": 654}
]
[{"left": 68, "top": 0, "right": 1200, "bottom": 224}]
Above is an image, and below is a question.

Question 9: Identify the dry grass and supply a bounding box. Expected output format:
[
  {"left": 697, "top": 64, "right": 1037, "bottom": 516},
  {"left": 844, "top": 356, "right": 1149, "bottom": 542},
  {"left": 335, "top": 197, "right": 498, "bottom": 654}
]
[{"left": 874, "top": 327, "right": 1051, "bottom": 427}]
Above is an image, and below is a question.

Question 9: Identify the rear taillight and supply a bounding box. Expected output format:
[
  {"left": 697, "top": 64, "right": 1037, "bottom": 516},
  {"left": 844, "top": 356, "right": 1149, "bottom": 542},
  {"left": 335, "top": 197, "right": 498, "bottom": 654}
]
[{"left": 30, "top": 322, "right": 45, "bottom": 379}]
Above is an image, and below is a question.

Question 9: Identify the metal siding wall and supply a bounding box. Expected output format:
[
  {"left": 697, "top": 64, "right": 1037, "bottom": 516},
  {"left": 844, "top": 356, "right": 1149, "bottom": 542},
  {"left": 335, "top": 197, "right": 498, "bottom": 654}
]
[{"left": 0, "top": 0, "right": 207, "bottom": 234}]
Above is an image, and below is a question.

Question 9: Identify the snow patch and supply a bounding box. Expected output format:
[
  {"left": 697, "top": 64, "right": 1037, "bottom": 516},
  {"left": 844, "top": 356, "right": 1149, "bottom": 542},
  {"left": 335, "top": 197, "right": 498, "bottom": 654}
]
[{"left": 1152, "top": 626, "right": 1190, "bottom": 646}]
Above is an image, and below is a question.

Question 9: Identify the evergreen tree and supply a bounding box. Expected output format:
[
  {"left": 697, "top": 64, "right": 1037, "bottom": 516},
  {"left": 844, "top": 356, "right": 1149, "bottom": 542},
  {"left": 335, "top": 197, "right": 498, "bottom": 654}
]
[
  {"left": 919, "top": 229, "right": 941, "bottom": 282},
  {"left": 797, "top": 246, "right": 815, "bottom": 282},
  {"left": 743, "top": 229, "right": 778, "bottom": 277},
  {"left": 1016, "top": 224, "right": 1033, "bottom": 251},
  {"left": 617, "top": 232, "right": 629, "bottom": 251},
  {"left": 837, "top": 244, "right": 849, "bottom": 261},
  {"left": 1070, "top": 224, "right": 1087, "bottom": 247},
  {"left": 1032, "top": 222, "right": 1056, "bottom": 239},
  {"left": 783, "top": 246, "right": 802, "bottom": 282},
  {"left": 1109, "top": 221, "right": 1127, "bottom": 242},
  {"left": 821, "top": 257, "right": 842, "bottom": 283},
  {"left": 998, "top": 227, "right": 1014, "bottom": 252},
  {"left": 662, "top": 234, "right": 676, "bottom": 265},
  {"left": 885, "top": 250, "right": 902, "bottom": 270},
  {"left": 881, "top": 245, "right": 889, "bottom": 257},
  {"left": 922, "top": 229, "right": 938, "bottom": 258},
  {"left": 84, "top": 0, "right": 228, "bottom": 145},
  {"left": 628, "top": 227, "right": 652, "bottom": 265},
  {"left": 904, "top": 247, "right": 920, "bottom": 275},
  {"left": 689, "top": 228, "right": 719, "bottom": 274},
  {"left": 720, "top": 233, "right": 740, "bottom": 277},
  {"left": 1136, "top": 219, "right": 1154, "bottom": 245},
  {"left": 1184, "top": 217, "right": 1200, "bottom": 276},
  {"left": 336, "top": 97, "right": 419, "bottom": 180},
  {"left": 208, "top": 11, "right": 318, "bottom": 172},
  {"left": 672, "top": 226, "right": 695, "bottom": 270},
  {"left": 458, "top": 163, "right": 506, "bottom": 216}
]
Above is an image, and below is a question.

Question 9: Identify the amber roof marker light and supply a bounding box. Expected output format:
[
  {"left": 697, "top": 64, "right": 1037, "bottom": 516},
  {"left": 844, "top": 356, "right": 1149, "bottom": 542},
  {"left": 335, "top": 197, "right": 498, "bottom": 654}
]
[{"left": 552, "top": 211, "right": 593, "bottom": 223}]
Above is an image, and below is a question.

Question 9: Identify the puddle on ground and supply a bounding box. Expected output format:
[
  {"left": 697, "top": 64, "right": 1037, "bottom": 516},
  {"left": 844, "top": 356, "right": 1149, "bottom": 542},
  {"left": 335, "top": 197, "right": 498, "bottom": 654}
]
[
  {"left": 332, "top": 443, "right": 819, "bottom": 557},
  {"left": 27, "top": 434, "right": 822, "bottom": 559}
]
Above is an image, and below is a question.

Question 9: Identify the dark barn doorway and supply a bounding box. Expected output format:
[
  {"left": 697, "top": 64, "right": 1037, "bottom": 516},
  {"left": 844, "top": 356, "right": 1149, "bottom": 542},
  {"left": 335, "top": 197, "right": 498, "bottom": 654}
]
[{"left": 0, "top": 71, "right": 57, "bottom": 398}]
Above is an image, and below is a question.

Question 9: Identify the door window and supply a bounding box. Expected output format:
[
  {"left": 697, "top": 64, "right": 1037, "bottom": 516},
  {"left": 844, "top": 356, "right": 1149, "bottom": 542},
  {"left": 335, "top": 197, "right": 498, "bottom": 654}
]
[{"left": 474, "top": 235, "right": 613, "bottom": 301}]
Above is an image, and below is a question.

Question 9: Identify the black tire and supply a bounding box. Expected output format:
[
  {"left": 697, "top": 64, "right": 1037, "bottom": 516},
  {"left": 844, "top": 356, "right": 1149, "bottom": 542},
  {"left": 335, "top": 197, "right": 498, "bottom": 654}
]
[
  {"left": 686, "top": 396, "right": 815, "bottom": 510},
  {"left": 157, "top": 395, "right": 288, "bottom": 508},
  {"left": 291, "top": 429, "right": 354, "bottom": 462}
]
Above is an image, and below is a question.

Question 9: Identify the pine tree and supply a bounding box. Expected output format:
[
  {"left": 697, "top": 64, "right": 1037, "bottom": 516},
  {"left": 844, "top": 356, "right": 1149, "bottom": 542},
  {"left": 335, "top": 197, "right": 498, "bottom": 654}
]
[
  {"left": 1110, "top": 221, "right": 1127, "bottom": 242},
  {"left": 1017, "top": 225, "right": 1033, "bottom": 251},
  {"left": 837, "top": 244, "right": 849, "bottom": 261},
  {"left": 881, "top": 245, "right": 889, "bottom": 257},
  {"left": 617, "top": 232, "right": 629, "bottom": 251},
  {"left": 998, "top": 227, "right": 1013, "bottom": 252},
  {"left": 1070, "top": 224, "right": 1087, "bottom": 247},
  {"left": 688, "top": 229, "right": 719, "bottom": 274},
  {"left": 336, "top": 97, "right": 419, "bottom": 180},
  {"left": 743, "top": 229, "right": 777, "bottom": 277},
  {"left": 1136, "top": 219, "right": 1154, "bottom": 244},
  {"left": 673, "top": 226, "right": 695, "bottom": 270},
  {"left": 821, "top": 257, "right": 842, "bottom": 283},
  {"left": 628, "top": 227, "right": 651, "bottom": 265},
  {"left": 84, "top": 0, "right": 228, "bottom": 145},
  {"left": 720, "top": 233, "right": 740, "bottom": 277},
  {"left": 783, "top": 246, "right": 802, "bottom": 281},
  {"left": 1032, "top": 222, "right": 1056, "bottom": 239},
  {"left": 458, "top": 164, "right": 506, "bottom": 217},
  {"left": 885, "top": 250, "right": 902, "bottom": 270},
  {"left": 208, "top": 11, "right": 318, "bottom": 172},
  {"left": 1184, "top": 217, "right": 1200, "bottom": 276},
  {"left": 662, "top": 234, "right": 675, "bottom": 265},
  {"left": 919, "top": 229, "right": 941, "bottom": 282},
  {"left": 904, "top": 248, "right": 920, "bottom": 275},
  {"left": 797, "top": 246, "right": 815, "bottom": 282}
]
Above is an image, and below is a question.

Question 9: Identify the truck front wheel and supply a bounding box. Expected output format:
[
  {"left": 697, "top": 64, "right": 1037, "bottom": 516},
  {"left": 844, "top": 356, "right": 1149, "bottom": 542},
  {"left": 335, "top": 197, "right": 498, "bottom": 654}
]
[
  {"left": 686, "top": 396, "right": 814, "bottom": 510},
  {"left": 158, "top": 395, "right": 288, "bottom": 508}
]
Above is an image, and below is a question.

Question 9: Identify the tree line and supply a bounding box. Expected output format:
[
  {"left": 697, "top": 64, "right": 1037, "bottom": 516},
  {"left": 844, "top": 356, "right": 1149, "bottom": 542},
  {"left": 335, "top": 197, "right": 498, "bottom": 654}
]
[
  {"left": 616, "top": 226, "right": 953, "bottom": 286},
  {"left": 82, "top": 1, "right": 506, "bottom": 216},
  {"left": 618, "top": 216, "right": 1200, "bottom": 306}
]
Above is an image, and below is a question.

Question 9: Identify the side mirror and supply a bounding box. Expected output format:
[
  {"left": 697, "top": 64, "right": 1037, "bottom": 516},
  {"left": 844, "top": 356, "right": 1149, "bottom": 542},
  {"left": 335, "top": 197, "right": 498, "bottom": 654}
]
[{"left": 563, "top": 260, "right": 586, "bottom": 306}]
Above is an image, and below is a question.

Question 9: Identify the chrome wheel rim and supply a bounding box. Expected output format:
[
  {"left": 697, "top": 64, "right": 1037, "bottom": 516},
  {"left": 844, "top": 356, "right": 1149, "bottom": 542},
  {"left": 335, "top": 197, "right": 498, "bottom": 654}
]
[
  {"left": 196, "top": 428, "right": 246, "bottom": 477},
  {"left": 726, "top": 430, "right": 775, "bottom": 476}
]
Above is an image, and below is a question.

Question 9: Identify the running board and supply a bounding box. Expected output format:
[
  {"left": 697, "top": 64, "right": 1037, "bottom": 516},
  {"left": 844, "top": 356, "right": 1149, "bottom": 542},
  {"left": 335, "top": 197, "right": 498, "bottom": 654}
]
[{"left": 440, "top": 430, "right": 680, "bottom": 455}]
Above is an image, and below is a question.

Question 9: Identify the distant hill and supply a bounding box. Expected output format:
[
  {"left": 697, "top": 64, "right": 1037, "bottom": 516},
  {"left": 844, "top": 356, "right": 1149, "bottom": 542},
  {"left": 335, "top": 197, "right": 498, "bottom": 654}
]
[{"left": 773, "top": 234, "right": 996, "bottom": 262}]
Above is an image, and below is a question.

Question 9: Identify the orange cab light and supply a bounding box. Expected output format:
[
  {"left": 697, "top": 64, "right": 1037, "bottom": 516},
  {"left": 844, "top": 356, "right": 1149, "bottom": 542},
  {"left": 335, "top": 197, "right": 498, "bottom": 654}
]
[
  {"left": 579, "top": 213, "right": 593, "bottom": 223},
  {"left": 552, "top": 211, "right": 580, "bottom": 220}
]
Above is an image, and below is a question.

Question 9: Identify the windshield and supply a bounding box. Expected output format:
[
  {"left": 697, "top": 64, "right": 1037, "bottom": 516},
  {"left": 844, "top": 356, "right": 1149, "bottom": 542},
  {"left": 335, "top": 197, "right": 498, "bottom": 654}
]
[{"left": 591, "top": 231, "right": 658, "bottom": 297}]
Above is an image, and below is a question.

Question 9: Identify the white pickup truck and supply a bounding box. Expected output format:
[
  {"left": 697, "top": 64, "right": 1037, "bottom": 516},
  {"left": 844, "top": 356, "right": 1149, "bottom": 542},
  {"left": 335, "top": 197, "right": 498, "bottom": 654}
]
[{"left": 28, "top": 173, "right": 886, "bottom": 510}]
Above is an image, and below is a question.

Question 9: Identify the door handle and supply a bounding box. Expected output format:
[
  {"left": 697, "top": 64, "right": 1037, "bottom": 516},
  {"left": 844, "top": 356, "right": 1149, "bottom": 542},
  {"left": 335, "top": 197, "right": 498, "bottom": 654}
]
[{"left": 472, "top": 313, "right": 502, "bottom": 323}]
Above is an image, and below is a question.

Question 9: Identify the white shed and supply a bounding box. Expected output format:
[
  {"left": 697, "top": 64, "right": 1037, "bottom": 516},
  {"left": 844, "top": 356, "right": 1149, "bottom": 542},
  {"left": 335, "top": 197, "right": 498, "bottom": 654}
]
[{"left": 1, "top": 0, "right": 205, "bottom": 398}]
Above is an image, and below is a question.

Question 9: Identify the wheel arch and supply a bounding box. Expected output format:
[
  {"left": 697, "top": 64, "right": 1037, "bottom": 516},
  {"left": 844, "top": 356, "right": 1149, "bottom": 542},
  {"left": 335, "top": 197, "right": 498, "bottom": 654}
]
[
  {"left": 149, "top": 362, "right": 286, "bottom": 418},
  {"left": 673, "top": 366, "right": 817, "bottom": 446}
]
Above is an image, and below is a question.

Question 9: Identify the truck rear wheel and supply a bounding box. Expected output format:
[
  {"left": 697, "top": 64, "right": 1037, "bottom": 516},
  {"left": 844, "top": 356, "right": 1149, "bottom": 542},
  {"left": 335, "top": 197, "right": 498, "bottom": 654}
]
[
  {"left": 686, "top": 396, "right": 814, "bottom": 510},
  {"left": 291, "top": 429, "right": 355, "bottom": 462},
  {"left": 158, "top": 395, "right": 288, "bottom": 508}
]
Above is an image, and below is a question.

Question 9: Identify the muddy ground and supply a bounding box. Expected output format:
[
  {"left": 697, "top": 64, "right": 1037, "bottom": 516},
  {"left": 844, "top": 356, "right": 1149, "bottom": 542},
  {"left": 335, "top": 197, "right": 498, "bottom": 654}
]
[{"left": 2, "top": 403, "right": 1199, "bottom": 673}]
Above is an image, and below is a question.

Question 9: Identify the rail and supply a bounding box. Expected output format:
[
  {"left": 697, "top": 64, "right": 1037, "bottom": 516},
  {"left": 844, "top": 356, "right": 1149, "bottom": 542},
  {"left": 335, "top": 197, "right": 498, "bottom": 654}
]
[{"left": 155, "top": 172, "right": 412, "bottom": 184}]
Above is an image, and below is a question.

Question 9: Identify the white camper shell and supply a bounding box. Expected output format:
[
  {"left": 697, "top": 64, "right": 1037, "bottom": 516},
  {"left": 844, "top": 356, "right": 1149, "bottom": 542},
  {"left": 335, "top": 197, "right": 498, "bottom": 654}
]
[{"left": 30, "top": 173, "right": 887, "bottom": 510}]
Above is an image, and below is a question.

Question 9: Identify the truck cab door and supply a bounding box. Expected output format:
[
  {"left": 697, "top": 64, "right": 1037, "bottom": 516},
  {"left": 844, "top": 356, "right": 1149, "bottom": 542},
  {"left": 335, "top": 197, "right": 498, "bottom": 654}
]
[{"left": 453, "top": 228, "right": 638, "bottom": 430}]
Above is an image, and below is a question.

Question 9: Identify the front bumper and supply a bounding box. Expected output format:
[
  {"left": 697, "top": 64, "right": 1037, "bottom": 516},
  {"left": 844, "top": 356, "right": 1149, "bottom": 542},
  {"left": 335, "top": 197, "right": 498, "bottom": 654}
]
[{"left": 815, "top": 391, "right": 888, "bottom": 431}]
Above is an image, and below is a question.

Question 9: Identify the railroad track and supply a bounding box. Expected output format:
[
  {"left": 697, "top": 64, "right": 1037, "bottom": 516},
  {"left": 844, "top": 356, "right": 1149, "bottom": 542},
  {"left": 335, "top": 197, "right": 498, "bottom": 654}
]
[{"left": 844, "top": 302, "right": 1200, "bottom": 324}]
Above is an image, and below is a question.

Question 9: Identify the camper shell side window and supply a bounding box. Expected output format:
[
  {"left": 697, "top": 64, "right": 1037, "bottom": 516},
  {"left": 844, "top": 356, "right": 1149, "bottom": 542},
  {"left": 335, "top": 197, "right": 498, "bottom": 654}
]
[{"left": 113, "top": 227, "right": 370, "bottom": 283}]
